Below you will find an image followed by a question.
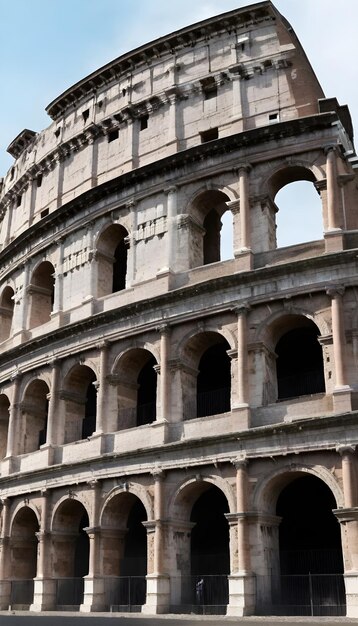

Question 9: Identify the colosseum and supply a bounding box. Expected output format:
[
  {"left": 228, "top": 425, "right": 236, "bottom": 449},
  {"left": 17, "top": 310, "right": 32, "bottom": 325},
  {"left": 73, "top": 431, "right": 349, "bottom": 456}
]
[{"left": 0, "top": 0, "right": 357, "bottom": 618}]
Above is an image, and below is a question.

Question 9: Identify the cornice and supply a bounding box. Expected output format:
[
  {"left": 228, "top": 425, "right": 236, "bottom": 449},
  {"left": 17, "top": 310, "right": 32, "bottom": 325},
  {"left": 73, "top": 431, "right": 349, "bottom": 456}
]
[{"left": 45, "top": 1, "right": 274, "bottom": 121}]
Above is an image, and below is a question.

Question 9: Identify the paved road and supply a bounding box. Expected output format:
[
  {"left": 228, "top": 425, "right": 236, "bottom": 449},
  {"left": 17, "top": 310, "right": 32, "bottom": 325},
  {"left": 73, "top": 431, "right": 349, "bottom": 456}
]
[{"left": 0, "top": 614, "right": 357, "bottom": 626}]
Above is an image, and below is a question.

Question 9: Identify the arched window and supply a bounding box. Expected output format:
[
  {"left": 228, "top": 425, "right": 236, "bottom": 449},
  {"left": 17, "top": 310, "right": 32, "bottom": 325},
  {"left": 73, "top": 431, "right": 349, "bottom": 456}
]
[
  {"left": 0, "top": 286, "right": 14, "bottom": 341},
  {"left": 275, "top": 181, "right": 323, "bottom": 248},
  {"left": 21, "top": 380, "right": 49, "bottom": 454},
  {"left": 10, "top": 507, "right": 39, "bottom": 608},
  {"left": 115, "top": 349, "right": 158, "bottom": 430},
  {"left": 0, "top": 394, "right": 10, "bottom": 460},
  {"left": 190, "top": 190, "right": 233, "bottom": 267},
  {"left": 275, "top": 321, "right": 325, "bottom": 400},
  {"left": 63, "top": 365, "right": 97, "bottom": 443},
  {"left": 28, "top": 261, "right": 55, "bottom": 329},
  {"left": 96, "top": 224, "right": 129, "bottom": 297}
]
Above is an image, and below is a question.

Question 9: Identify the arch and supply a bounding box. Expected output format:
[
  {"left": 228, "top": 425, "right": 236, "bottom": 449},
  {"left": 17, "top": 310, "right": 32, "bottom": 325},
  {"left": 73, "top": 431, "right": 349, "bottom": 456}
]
[
  {"left": 0, "top": 393, "right": 10, "bottom": 460},
  {"left": 170, "top": 474, "right": 236, "bottom": 519},
  {"left": 188, "top": 189, "right": 234, "bottom": 267},
  {"left": 255, "top": 307, "right": 330, "bottom": 345},
  {"left": 100, "top": 489, "right": 147, "bottom": 606},
  {"left": 253, "top": 463, "right": 344, "bottom": 513},
  {"left": 96, "top": 223, "right": 129, "bottom": 297},
  {"left": 113, "top": 347, "right": 158, "bottom": 429},
  {"left": 170, "top": 477, "right": 231, "bottom": 610},
  {"left": 100, "top": 483, "right": 153, "bottom": 524},
  {"left": 20, "top": 379, "right": 49, "bottom": 453},
  {"left": 28, "top": 260, "right": 55, "bottom": 329},
  {"left": 180, "top": 331, "right": 231, "bottom": 419},
  {"left": 63, "top": 364, "right": 97, "bottom": 443},
  {"left": 10, "top": 506, "right": 39, "bottom": 587},
  {"left": 274, "top": 317, "right": 325, "bottom": 400},
  {"left": 51, "top": 497, "right": 89, "bottom": 606},
  {"left": 264, "top": 164, "right": 324, "bottom": 250},
  {"left": 0, "top": 285, "right": 14, "bottom": 342}
]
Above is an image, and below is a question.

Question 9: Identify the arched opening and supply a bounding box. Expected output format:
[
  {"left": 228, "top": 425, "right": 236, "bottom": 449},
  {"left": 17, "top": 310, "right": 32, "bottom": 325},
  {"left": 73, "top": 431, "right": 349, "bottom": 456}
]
[
  {"left": 96, "top": 224, "right": 129, "bottom": 297},
  {"left": 10, "top": 507, "right": 39, "bottom": 607},
  {"left": 0, "top": 394, "right": 10, "bottom": 460},
  {"left": 197, "top": 342, "right": 231, "bottom": 417},
  {"left": 20, "top": 380, "right": 49, "bottom": 454},
  {"left": 190, "top": 485, "right": 229, "bottom": 612},
  {"left": 190, "top": 190, "right": 233, "bottom": 267},
  {"left": 28, "top": 261, "right": 55, "bottom": 329},
  {"left": 52, "top": 499, "right": 89, "bottom": 608},
  {"left": 275, "top": 320, "right": 325, "bottom": 400},
  {"left": 0, "top": 286, "right": 14, "bottom": 342},
  {"left": 275, "top": 181, "right": 323, "bottom": 248},
  {"left": 275, "top": 475, "right": 344, "bottom": 615},
  {"left": 101, "top": 493, "right": 147, "bottom": 609},
  {"left": 137, "top": 356, "right": 157, "bottom": 426},
  {"left": 115, "top": 349, "right": 158, "bottom": 430},
  {"left": 63, "top": 365, "right": 97, "bottom": 443}
]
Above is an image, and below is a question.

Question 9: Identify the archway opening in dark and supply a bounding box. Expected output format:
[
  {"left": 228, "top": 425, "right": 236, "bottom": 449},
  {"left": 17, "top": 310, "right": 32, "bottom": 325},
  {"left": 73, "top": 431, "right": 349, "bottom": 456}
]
[
  {"left": 203, "top": 209, "right": 222, "bottom": 264},
  {"left": 120, "top": 499, "right": 147, "bottom": 608},
  {"left": 74, "top": 512, "right": 90, "bottom": 578},
  {"left": 82, "top": 379, "right": 97, "bottom": 438},
  {"left": 275, "top": 475, "right": 344, "bottom": 615},
  {"left": 137, "top": 356, "right": 156, "bottom": 426},
  {"left": 276, "top": 326, "right": 325, "bottom": 400},
  {"left": 190, "top": 486, "right": 229, "bottom": 610},
  {"left": 113, "top": 238, "right": 128, "bottom": 293},
  {"left": 197, "top": 342, "right": 231, "bottom": 417}
]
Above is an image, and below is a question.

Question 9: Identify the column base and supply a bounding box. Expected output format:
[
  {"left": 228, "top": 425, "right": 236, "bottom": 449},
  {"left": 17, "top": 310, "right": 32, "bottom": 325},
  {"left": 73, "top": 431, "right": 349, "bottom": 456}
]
[
  {"left": 333, "top": 386, "right": 352, "bottom": 413},
  {"left": 344, "top": 572, "right": 358, "bottom": 617},
  {"left": 0, "top": 580, "right": 11, "bottom": 610},
  {"left": 142, "top": 574, "right": 170, "bottom": 614},
  {"left": 231, "top": 405, "right": 250, "bottom": 431},
  {"left": 234, "top": 249, "right": 253, "bottom": 271},
  {"left": 80, "top": 575, "right": 106, "bottom": 612},
  {"left": 226, "top": 572, "right": 255, "bottom": 616},
  {"left": 324, "top": 229, "right": 344, "bottom": 253},
  {"left": 30, "top": 577, "right": 56, "bottom": 611}
]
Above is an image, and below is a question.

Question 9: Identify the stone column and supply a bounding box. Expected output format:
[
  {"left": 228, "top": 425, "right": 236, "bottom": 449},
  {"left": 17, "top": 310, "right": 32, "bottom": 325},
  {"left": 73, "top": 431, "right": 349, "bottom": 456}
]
[
  {"left": 335, "top": 445, "right": 358, "bottom": 617},
  {"left": 165, "top": 89, "right": 180, "bottom": 149},
  {"left": 81, "top": 480, "right": 105, "bottom": 612},
  {"left": 126, "top": 200, "right": 137, "bottom": 287},
  {"left": 31, "top": 489, "right": 56, "bottom": 611},
  {"left": 226, "top": 458, "right": 255, "bottom": 616},
  {"left": 94, "top": 342, "right": 108, "bottom": 435},
  {"left": 52, "top": 239, "right": 64, "bottom": 320},
  {"left": 5, "top": 373, "right": 21, "bottom": 460},
  {"left": 0, "top": 498, "right": 11, "bottom": 609},
  {"left": 158, "top": 325, "right": 170, "bottom": 422},
  {"left": 45, "top": 360, "right": 60, "bottom": 448},
  {"left": 143, "top": 469, "right": 170, "bottom": 614},
  {"left": 12, "top": 262, "right": 30, "bottom": 341},
  {"left": 238, "top": 166, "right": 251, "bottom": 252},
  {"left": 327, "top": 286, "right": 351, "bottom": 412},
  {"left": 326, "top": 147, "right": 340, "bottom": 231},
  {"left": 3, "top": 200, "right": 13, "bottom": 248},
  {"left": 231, "top": 305, "right": 250, "bottom": 429},
  {"left": 162, "top": 186, "right": 177, "bottom": 277}
]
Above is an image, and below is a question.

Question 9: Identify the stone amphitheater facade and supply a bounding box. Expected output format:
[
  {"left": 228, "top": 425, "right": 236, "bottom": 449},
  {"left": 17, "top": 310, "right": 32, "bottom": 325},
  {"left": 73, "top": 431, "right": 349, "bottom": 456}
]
[{"left": 0, "top": 0, "right": 358, "bottom": 617}]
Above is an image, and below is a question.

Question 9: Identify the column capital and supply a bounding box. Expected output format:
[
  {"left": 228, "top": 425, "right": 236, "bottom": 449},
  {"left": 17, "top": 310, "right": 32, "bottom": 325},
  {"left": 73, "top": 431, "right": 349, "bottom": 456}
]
[
  {"left": 232, "top": 302, "right": 251, "bottom": 316},
  {"left": 232, "top": 455, "right": 248, "bottom": 469},
  {"left": 236, "top": 163, "right": 252, "bottom": 174},
  {"left": 156, "top": 323, "right": 170, "bottom": 335},
  {"left": 96, "top": 340, "right": 109, "bottom": 351},
  {"left": 164, "top": 185, "right": 177, "bottom": 195},
  {"left": 151, "top": 466, "right": 165, "bottom": 481},
  {"left": 326, "top": 285, "right": 345, "bottom": 298},
  {"left": 336, "top": 444, "right": 356, "bottom": 457},
  {"left": 324, "top": 144, "right": 339, "bottom": 156},
  {"left": 226, "top": 199, "right": 240, "bottom": 214}
]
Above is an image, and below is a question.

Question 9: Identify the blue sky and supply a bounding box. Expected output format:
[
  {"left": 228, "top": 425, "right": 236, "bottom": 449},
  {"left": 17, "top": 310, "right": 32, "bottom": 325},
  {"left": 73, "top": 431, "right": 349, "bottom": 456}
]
[{"left": 1, "top": 0, "right": 357, "bottom": 246}]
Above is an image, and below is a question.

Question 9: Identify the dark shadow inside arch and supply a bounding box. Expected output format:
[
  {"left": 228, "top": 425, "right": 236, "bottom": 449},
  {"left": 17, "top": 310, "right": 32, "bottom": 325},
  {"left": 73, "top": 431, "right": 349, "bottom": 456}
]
[
  {"left": 276, "top": 326, "right": 325, "bottom": 400},
  {"left": 113, "top": 238, "right": 128, "bottom": 293},
  {"left": 190, "top": 486, "right": 229, "bottom": 611},
  {"left": 137, "top": 356, "right": 157, "bottom": 426},
  {"left": 275, "top": 475, "right": 344, "bottom": 615},
  {"left": 197, "top": 342, "right": 231, "bottom": 417}
]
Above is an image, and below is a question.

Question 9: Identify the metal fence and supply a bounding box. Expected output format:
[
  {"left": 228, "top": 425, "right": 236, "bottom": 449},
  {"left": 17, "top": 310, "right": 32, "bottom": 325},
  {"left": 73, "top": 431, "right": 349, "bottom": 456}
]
[
  {"left": 170, "top": 574, "right": 228, "bottom": 614},
  {"left": 10, "top": 579, "right": 34, "bottom": 607},
  {"left": 256, "top": 573, "right": 346, "bottom": 616},
  {"left": 55, "top": 577, "right": 84, "bottom": 609},
  {"left": 277, "top": 369, "right": 325, "bottom": 400},
  {"left": 103, "top": 576, "right": 146, "bottom": 611},
  {"left": 185, "top": 388, "right": 230, "bottom": 419}
]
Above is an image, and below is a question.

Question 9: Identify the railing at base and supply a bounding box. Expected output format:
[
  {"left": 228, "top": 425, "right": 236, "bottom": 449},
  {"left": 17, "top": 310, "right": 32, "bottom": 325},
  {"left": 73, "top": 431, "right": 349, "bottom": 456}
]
[
  {"left": 170, "top": 574, "right": 228, "bottom": 615},
  {"left": 55, "top": 577, "right": 84, "bottom": 609},
  {"left": 256, "top": 573, "right": 346, "bottom": 616},
  {"left": 10, "top": 579, "right": 34, "bottom": 607},
  {"left": 104, "top": 576, "right": 146, "bottom": 611}
]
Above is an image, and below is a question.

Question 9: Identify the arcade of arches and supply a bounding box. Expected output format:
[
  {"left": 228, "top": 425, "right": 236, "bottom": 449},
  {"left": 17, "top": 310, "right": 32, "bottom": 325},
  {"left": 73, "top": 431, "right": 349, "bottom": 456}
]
[{"left": 0, "top": 462, "right": 353, "bottom": 616}]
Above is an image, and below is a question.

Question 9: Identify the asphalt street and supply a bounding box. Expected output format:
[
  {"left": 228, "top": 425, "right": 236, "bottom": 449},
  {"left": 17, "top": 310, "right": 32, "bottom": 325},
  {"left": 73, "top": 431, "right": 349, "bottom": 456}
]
[{"left": 0, "top": 614, "right": 357, "bottom": 626}]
